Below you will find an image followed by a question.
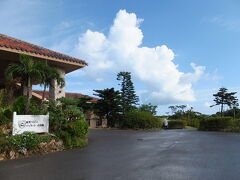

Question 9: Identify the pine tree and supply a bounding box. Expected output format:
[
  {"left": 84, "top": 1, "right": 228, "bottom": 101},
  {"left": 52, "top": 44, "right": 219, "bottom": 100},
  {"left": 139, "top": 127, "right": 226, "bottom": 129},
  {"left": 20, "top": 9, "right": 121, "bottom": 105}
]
[
  {"left": 212, "top": 87, "right": 237, "bottom": 117},
  {"left": 117, "top": 72, "right": 139, "bottom": 113}
]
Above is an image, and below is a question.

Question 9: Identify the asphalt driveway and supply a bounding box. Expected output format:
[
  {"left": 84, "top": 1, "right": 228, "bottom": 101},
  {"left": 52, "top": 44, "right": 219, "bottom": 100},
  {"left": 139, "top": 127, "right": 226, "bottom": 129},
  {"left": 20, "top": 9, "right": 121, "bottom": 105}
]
[{"left": 1, "top": 129, "right": 240, "bottom": 180}]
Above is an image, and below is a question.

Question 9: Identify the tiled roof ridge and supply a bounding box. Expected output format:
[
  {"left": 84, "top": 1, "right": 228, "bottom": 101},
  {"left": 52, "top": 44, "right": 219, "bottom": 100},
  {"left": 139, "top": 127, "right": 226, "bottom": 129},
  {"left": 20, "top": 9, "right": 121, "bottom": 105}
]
[
  {"left": 33, "top": 90, "right": 98, "bottom": 101},
  {"left": 0, "top": 33, "right": 87, "bottom": 65}
]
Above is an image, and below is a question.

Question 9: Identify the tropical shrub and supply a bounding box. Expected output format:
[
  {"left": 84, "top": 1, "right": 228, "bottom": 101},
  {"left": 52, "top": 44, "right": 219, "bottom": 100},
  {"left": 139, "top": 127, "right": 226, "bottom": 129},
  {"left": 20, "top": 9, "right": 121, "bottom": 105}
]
[
  {"left": 121, "top": 110, "right": 162, "bottom": 129},
  {"left": 63, "top": 106, "right": 85, "bottom": 122},
  {"left": 0, "top": 132, "right": 39, "bottom": 154},
  {"left": 67, "top": 120, "right": 89, "bottom": 138},
  {"left": 168, "top": 120, "right": 186, "bottom": 129},
  {"left": 48, "top": 101, "right": 66, "bottom": 131},
  {"left": 29, "top": 101, "right": 48, "bottom": 115},
  {"left": 199, "top": 117, "right": 233, "bottom": 131},
  {"left": 0, "top": 132, "right": 54, "bottom": 154},
  {"left": 57, "top": 120, "right": 88, "bottom": 148}
]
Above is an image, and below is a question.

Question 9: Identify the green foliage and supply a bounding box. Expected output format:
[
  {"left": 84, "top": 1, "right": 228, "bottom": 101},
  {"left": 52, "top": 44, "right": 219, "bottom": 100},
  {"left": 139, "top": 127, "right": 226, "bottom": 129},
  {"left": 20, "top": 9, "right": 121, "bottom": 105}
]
[
  {"left": 0, "top": 132, "right": 40, "bottom": 154},
  {"left": 121, "top": 110, "right": 162, "bottom": 129},
  {"left": 12, "top": 96, "right": 47, "bottom": 115},
  {"left": 57, "top": 120, "right": 88, "bottom": 148},
  {"left": 39, "top": 62, "right": 65, "bottom": 101},
  {"left": 212, "top": 88, "right": 238, "bottom": 117},
  {"left": 48, "top": 101, "right": 64, "bottom": 130},
  {"left": 231, "top": 119, "right": 240, "bottom": 132},
  {"left": 215, "top": 108, "right": 240, "bottom": 119},
  {"left": 63, "top": 105, "right": 85, "bottom": 122},
  {"left": 187, "top": 118, "right": 200, "bottom": 129},
  {"left": 48, "top": 101, "right": 66, "bottom": 132},
  {"left": 168, "top": 120, "right": 186, "bottom": 129},
  {"left": 0, "top": 107, "right": 13, "bottom": 125},
  {"left": 0, "top": 133, "right": 54, "bottom": 154},
  {"left": 57, "top": 130, "right": 87, "bottom": 148},
  {"left": 94, "top": 88, "right": 121, "bottom": 127},
  {"left": 29, "top": 101, "right": 48, "bottom": 115},
  {"left": 138, "top": 103, "right": 157, "bottom": 115},
  {"left": 11, "top": 132, "right": 40, "bottom": 151},
  {"left": 5, "top": 54, "right": 46, "bottom": 113},
  {"left": 12, "top": 96, "right": 27, "bottom": 115},
  {"left": 58, "top": 97, "right": 78, "bottom": 107},
  {"left": 117, "top": 72, "right": 139, "bottom": 113},
  {"left": 77, "top": 97, "right": 95, "bottom": 113},
  {"left": 59, "top": 97, "right": 95, "bottom": 113},
  {"left": 199, "top": 117, "right": 233, "bottom": 131},
  {"left": 67, "top": 120, "right": 89, "bottom": 138},
  {"left": 48, "top": 100, "right": 88, "bottom": 148}
]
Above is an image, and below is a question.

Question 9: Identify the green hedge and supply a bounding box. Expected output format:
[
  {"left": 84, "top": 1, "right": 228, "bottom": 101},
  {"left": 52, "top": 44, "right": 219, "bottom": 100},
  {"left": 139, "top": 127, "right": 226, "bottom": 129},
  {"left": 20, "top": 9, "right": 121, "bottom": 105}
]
[
  {"left": 231, "top": 119, "right": 240, "bottom": 132},
  {"left": 187, "top": 118, "right": 200, "bottom": 129},
  {"left": 121, "top": 110, "right": 163, "bottom": 129},
  {"left": 199, "top": 117, "right": 233, "bottom": 131},
  {"left": 168, "top": 120, "right": 186, "bottom": 129}
]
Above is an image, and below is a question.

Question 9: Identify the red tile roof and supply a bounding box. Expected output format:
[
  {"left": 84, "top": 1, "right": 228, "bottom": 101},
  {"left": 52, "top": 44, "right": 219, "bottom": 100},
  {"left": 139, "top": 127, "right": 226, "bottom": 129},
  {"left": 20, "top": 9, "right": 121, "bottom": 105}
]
[
  {"left": 0, "top": 33, "right": 87, "bottom": 66},
  {"left": 33, "top": 90, "right": 98, "bottom": 103}
]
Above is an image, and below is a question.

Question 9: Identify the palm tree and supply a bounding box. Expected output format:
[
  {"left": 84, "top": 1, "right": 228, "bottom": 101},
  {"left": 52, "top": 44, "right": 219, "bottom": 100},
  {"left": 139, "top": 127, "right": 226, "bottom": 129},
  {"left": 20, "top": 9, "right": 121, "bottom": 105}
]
[
  {"left": 39, "top": 62, "right": 65, "bottom": 102},
  {"left": 5, "top": 54, "right": 43, "bottom": 113}
]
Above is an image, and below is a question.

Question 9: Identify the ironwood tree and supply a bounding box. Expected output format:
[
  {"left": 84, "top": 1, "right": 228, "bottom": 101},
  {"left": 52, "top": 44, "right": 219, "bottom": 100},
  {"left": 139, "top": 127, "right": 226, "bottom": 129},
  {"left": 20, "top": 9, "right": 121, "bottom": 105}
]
[
  {"left": 117, "top": 72, "right": 139, "bottom": 113},
  {"left": 212, "top": 87, "right": 238, "bottom": 117}
]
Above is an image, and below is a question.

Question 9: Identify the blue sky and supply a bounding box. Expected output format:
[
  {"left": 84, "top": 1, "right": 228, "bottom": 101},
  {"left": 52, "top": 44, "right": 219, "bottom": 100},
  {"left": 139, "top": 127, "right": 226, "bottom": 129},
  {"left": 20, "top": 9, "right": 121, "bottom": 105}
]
[{"left": 1, "top": 0, "right": 240, "bottom": 114}]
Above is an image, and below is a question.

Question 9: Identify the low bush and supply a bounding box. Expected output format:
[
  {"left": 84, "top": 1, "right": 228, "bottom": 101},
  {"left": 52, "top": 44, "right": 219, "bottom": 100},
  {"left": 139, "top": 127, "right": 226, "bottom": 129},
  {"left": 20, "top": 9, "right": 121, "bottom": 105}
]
[
  {"left": 121, "top": 110, "right": 163, "bottom": 129},
  {"left": 231, "top": 119, "right": 240, "bottom": 132},
  {"left": 199, "top": 117, "right": 233, "bottom": 131},
  {"left": 168, "top": 120, "right": 186, "bottom": 129},
  {"left": 63, "top": 106, "right": 85, "bottom": 122},
  {"left": 0, "top": 132, "right": 55, "bottom": 154},
  {"left": 48, "top": 101, "right": 86, "bottom": 132},
  {"left": 57, "top": 120, "right": 89, "bottom": 148},
  {"left": 187, "top": 118, "right": 200, "bottom": 129},
  {"left": 67, "top": 120, "right": 89, "bottom": 138}
]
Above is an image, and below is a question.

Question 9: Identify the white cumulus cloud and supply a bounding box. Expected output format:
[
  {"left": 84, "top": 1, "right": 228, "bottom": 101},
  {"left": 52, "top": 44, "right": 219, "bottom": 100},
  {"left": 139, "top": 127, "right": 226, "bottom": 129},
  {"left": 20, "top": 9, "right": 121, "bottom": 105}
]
[{"left": 72, "top": 9, "right": 205, "bottom": 105}]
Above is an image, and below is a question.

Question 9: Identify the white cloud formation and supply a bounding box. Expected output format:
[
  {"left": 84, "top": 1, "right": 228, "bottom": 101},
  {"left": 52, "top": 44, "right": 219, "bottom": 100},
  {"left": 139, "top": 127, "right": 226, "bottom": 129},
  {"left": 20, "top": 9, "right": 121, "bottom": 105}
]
[
  {"left": 72, "top": 9, "right": 205, "bottom": 105},
  {"left": 204, "top": 102, "right": 211, "bottom": 108}
]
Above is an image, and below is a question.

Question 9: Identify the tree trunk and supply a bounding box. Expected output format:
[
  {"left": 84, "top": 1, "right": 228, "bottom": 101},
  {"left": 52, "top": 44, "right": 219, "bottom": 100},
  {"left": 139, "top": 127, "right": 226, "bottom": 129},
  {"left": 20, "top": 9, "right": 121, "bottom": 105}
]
[
  {"left": 26, "top": 77, "right": 31, "bottom": 114},
  {"left": 42, "top": 84, "right": 47, "bottom": 103},
  {"left": 21, "top": 78, "right": 28, "bottom": 96},
  {"left": 234, "top": 108, "right": 236, "bottom": 120},
  {"left": 221, "top": 103, "right": 224, "bottom": 117}
]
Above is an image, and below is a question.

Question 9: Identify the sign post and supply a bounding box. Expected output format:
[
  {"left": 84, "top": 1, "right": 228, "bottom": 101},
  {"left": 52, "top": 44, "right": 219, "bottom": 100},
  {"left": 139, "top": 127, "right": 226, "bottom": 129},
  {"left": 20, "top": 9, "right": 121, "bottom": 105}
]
[{"left": 12, "top": 112, "right": 49, "bottom": 135}]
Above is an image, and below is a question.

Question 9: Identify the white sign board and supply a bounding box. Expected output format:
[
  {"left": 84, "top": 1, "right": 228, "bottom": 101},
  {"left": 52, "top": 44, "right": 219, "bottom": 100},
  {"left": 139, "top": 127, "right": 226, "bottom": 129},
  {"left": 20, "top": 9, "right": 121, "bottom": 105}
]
[{"left": 12, "top": 112, "right": 49, "bottom": 135}]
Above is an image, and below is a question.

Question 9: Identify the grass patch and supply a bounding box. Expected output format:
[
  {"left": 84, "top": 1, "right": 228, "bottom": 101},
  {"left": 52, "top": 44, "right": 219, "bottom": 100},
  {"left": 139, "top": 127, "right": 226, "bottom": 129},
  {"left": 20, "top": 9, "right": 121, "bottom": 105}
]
[{"left": 185, "top": 126, "right": 197, "bottom": 130}]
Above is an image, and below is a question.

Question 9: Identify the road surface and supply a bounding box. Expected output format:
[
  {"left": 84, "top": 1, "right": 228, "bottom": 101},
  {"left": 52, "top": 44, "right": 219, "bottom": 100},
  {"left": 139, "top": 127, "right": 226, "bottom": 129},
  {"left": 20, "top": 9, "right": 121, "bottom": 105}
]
[{"left": 1, "top": 129, "right": 240, "bottom": 180}]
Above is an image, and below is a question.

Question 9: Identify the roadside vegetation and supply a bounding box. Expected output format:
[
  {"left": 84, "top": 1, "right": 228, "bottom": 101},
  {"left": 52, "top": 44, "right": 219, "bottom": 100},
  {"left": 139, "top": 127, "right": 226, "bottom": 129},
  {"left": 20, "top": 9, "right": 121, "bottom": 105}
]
[
  {"left": 0, "top": 55, "right": 88, "bottom": 160},
  {"left": 167, "top": 87, "right": 240, "bottom": 132},
  {"left": 93, "top": 71, "right": 163, "bottom": 130}
]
